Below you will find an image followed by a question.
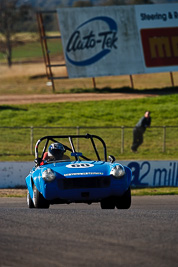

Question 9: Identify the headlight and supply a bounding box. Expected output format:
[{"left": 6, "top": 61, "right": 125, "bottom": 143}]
[
  {"left": 110, "top": 165, "right": 125, "bottom": 178},
  {"left": 42, "top": 168, "right": 56, "bottom": 182}
]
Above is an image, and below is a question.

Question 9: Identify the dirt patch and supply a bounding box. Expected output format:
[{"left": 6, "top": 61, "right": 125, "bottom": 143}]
[
  {"left": 0, "top": 189, "right": 26, "bottom": 197},
  {"left": 0, "top": 93, "right": 157, "bottom": 105}
]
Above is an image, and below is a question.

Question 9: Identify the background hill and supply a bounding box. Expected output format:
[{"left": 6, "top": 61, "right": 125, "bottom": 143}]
[
  {"left": 17, "top": 0, "right": 177, "bottom": 10},
  {"left": 17, "top": 0, "right": 100, "bottom": 9}
]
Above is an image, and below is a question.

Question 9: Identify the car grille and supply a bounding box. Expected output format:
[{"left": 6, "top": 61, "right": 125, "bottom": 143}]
[{"left": 58, "top": 177, "right": 111, "bottom": 190}]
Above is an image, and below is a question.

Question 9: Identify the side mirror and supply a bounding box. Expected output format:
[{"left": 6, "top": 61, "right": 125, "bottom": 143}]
[{"left": 109, "top": 155, "right": 115, "bottom": 163}]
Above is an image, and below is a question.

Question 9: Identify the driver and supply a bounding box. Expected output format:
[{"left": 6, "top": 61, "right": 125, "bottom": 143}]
[{"left": 42, "top": 143, "right": 70, "bottom": 161}]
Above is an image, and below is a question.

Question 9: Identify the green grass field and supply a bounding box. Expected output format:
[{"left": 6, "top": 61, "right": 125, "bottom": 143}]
[
  {"left": 1, "top": 94, "right": 178, "bottom": 127},
  {"left": 0, "top": 94, "right": 178, "bottom": 161},
  {"left": 0, "top": 32, "right": 63, "bottom": 61},
  {"left": 0, "top": 33, "right": 178, "bottom": 161}
]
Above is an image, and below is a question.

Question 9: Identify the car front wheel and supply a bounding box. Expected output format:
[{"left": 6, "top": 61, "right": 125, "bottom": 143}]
[
  {"left": 33, "top": 184, "right": 50, "bottom": 209},
  {"left": 27, "top": 190, "right": 34, "bottom": 208},
  {"left": 100, "top": 197, "right": 115, "bottom": 209},
  {"left": 115, "top": 187, "right": 131, "bottom": 209}
]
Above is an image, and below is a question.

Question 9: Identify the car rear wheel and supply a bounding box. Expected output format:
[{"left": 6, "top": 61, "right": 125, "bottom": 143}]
[
  {"left": 100, "top": 197, "right": 115, "bottom": 209},
  {"left": 115, "top": 187, "right": 131, "bottom": 209},
  {"left": 27, "top": 190, "right": 34, "bottom": 208},
  {"left": 33, "top": 184, "right": 50, "bottom": 209}
]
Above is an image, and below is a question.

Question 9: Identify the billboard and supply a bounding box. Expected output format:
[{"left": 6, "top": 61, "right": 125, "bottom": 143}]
[
  {"left": 135, "top": 4, "right": 178, "bottom": 73},
  {"left": 57, "top": 4, "right": 178, "bottom": 78}
]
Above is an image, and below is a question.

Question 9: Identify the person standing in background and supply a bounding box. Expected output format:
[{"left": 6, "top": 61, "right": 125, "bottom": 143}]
[{"left": 131, "top": 111, "right": 151, "bottom": 153}]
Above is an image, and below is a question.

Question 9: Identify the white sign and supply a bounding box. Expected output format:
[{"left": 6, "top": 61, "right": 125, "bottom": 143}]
[
  {"left": 57, "top": 4, "right": 178, "bottom": 78},
  {"left": 136, "top": 4, "right": 178, "bottom": 73},
  {"left": 119, "top": 160, "right": 178, "bottom": 187},
  {"left": 0, "top": 162, "right": 34, "bottom": 188},
  {"left": 57, "top": 6, "right": 143, "bottom": 78}
]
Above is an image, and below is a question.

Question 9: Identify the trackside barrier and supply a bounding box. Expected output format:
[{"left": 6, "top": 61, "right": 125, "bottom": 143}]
[{"left": 0, "top": 161, "right": 177, "bottom": 188}]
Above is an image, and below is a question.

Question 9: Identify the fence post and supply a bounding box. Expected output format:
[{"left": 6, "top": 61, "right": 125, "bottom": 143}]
[
  {"left": 92, "top": 77, "right": 96, "bottom": 89},
  {"left": 170, "top": 72, "right": 174, "bottom": 87},
  {"left": 121, "top": 126, "right": 124, "bottom": 154},
  {"left": 30, "top": 126, "right": 34, "bottom": 155},
  {"left": 163, "top": 126, "right": 166, "bottom": 153},
  {"left": 76, "top": 126, "right": 80, "bottom": 151},
  {"left": 129, "top": 75, "right": 134, "bottom": 89}
]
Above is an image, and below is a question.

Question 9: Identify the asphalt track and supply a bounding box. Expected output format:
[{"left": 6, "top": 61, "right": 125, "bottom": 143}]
[{"left": 0, "top": 196, "right": 178, "bottom": 267}]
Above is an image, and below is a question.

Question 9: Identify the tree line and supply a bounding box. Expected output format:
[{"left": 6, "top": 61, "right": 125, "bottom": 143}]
[{"left": 0, "top": 0, "right": 153, "bottom": 67}]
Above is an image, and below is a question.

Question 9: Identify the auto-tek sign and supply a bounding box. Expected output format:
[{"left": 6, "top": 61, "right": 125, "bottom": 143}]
[
  {"left": 57, "top": 6, "right": 143, "bottom": 78},
  {"left": 66, "top": 16, "right": 118, "bottom": 66},
  {"left": 57, "top": 4, "right": 178, "bottom": 78}
]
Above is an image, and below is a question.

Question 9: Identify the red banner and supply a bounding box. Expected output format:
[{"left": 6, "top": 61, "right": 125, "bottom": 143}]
[{"left": 141, "top": 27, "right": 178, "bottom": 67}]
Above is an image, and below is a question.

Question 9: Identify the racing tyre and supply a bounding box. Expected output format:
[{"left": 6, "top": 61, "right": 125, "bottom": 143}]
[
  {"left": 115, "top": 187, "right": 131, "bottom": 209},
  {"left": 100, "top": 197, "right": 115, "bottom": 209},
  {"left": 27, "top": 190, "right": 34, "bottom": 208},
  {"left": 33, "top": 184, "right": 50, "bottom": 209}
]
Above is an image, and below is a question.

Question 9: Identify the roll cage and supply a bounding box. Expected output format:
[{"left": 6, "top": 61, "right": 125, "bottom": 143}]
[{"left": 35, "top": 133, "right": 107, "bottom": 166}]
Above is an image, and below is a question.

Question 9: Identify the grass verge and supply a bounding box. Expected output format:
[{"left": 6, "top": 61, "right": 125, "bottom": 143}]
[
  {"left": 131, "top": 187, "right": 178, "bottom": 196},
  {"left": 0, "top": 94, "right": 178, "bottom": 161},
  {"left": 0, "top": 187, "right": 178, "bottom": 198}
]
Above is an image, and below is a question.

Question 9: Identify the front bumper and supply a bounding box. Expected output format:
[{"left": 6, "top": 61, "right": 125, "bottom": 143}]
[{"left": 43, "top": 175, "right": 129, "bottom": 202}]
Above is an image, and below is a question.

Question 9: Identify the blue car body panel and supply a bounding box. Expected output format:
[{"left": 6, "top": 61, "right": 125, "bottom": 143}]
[{"left": 26, "top": 160, "right": 132, "bottom": 202}]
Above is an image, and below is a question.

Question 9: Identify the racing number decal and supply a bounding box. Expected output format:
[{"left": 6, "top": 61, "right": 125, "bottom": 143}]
[{"left": 66, "top": 163, "right": 94, "bottom": 168}]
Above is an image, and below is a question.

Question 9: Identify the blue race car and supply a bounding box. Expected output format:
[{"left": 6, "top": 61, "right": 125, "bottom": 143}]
[{"left": 26, "top": 134, "right": 132, "bottom": 209}]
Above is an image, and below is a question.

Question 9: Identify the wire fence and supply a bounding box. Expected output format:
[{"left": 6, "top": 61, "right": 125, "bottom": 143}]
[{"left": 0, "top": 126, "right": 177, "bottom": 157}]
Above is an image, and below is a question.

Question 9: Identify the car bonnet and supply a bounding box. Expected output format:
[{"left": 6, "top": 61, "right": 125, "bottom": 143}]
[{"left": 46, "top": 161, "right": 112, "bottom": 178}]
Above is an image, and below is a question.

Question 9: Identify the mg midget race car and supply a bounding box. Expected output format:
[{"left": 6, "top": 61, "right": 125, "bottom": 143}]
[{"left": 26, "top": 134, "right": 132, "bottom": 209}]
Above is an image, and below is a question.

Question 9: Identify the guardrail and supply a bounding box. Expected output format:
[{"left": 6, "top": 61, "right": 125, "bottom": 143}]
[
  {"left": 0, "top": 126, "right": 177, "bottom": 156},
  {"left": 1, "top": 160, "right": 178, "bottom": 188}
]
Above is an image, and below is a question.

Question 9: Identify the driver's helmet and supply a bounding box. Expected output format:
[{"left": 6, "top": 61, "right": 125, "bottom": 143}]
[{"left": 48, "top": 143, "right": 65, "bottom": 160}]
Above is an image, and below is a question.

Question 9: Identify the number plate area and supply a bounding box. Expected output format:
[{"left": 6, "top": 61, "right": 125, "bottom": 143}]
[{"left": 58, "top": 177, "right": 111, "bottom": 190}]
